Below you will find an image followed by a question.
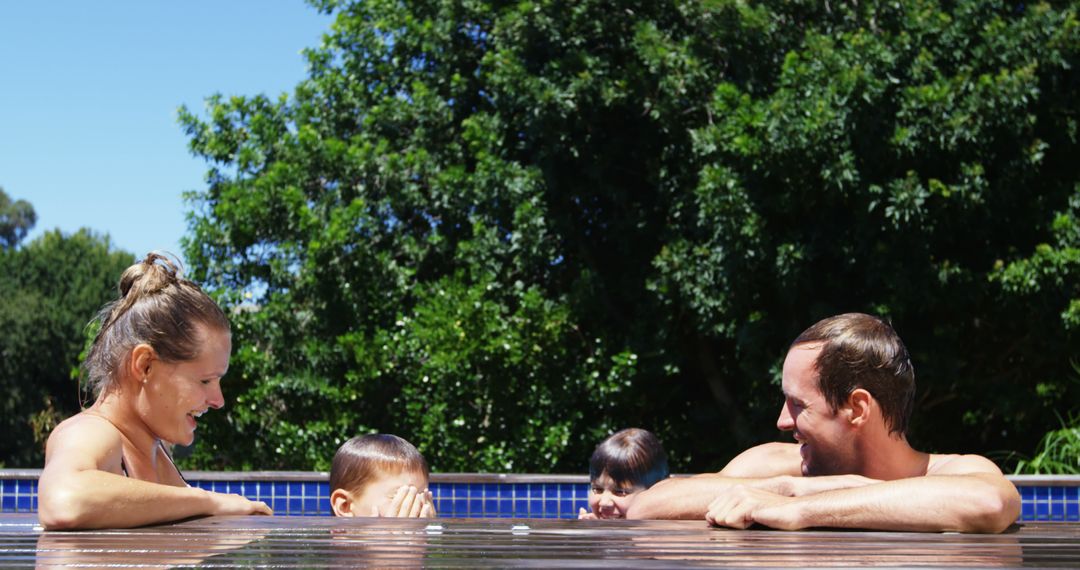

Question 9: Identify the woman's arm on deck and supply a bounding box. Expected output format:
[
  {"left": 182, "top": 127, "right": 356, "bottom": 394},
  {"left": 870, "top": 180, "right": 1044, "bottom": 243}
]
[{"left": 37, "top": 418, "right": 271, "bottom": 530}]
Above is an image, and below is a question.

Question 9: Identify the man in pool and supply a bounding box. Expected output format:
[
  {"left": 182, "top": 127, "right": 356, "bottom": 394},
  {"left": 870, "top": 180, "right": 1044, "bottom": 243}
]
[{"left": 626, "top": 313, "right": 1020, "bottom": 533}]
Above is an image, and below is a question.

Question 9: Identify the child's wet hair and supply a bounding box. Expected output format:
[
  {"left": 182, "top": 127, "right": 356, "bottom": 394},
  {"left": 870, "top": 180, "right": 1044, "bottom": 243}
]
[
  {"left": 330, "top": 434, "right": 429, "bottom": 495},
  {"left": 589, "top": 428, "right": 669, "bottom": 489}
]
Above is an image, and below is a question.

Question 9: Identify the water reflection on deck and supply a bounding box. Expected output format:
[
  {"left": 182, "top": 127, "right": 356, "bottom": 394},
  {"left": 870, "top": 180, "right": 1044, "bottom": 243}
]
[{"left": 4, "top": 514, "right": 1079, "bottom": 568}]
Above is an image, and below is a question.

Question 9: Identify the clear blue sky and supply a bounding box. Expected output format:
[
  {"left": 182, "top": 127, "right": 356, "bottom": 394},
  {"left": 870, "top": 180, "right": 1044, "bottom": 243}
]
[{"left": 0, "top": 2, "right": 333, "bottom": 265}]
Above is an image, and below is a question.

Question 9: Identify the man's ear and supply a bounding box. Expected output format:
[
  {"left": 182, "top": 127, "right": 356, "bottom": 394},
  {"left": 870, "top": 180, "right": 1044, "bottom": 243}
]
[
  {"left": 330, "top": 488, "right": 356, "bottom": 517},
  {"left": 845, "top": 388, "right": 873, "bottom": 428}
]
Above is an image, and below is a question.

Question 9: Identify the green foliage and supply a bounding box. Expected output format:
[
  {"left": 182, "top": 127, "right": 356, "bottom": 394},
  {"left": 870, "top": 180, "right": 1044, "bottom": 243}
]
[
  {"left": 0, "top": 187, "right": 37, "bottom": 249},
  {"left": 1013, "top": 409, "right": 1080, "bottom": 474},
  {"left": 180, "top": 0, "right": 1080, "bottom": 472},
  {"left": 1012, "top": 360, "right": 1080, "bottom": 474},
  {"left": 666, "top": 0, "right": 1080, "bottom": 459},
  {"left": 0, "top": 230, "right": 133, "bottom": 467}
]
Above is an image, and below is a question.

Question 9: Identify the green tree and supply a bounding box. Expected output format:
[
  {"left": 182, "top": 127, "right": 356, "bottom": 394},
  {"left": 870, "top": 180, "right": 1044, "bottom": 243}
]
[
  {"left": 658, "top": 1, "right": 1080, "bottom": 461},
  {"left": 180, "top": 0, "right": 1079, "bottom": 472},
  {"left": 0, "top": 187, "right": 37, "bottom": 250},
  {"left": 0, "top": 229, "right": 133, "bottom": 467},
  {"left": 1013, "top": 411, "right": 1080, "bottom": 475}
]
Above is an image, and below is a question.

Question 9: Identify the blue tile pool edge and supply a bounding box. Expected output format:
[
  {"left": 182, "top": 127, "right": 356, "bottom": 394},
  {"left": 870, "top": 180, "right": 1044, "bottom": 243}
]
[{"left": 3, "top": 471, "right": 1077, "bottom": 521}]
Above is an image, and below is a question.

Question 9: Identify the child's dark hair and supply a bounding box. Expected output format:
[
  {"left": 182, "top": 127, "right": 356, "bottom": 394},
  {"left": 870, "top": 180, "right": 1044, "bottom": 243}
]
[
  {"left": 589, "top": 428, "right": 669, "bottom": 489},
  {"left": 330, "top": 434, "right": 429, "bottom": 494}
]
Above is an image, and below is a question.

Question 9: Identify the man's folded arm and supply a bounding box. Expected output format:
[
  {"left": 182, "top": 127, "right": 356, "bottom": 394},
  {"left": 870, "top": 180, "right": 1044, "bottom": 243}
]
[
  {"left": 718, "top": 455, "right": 1021, "bottom": 533},
  {"left": 628, "top": 443, "right": 801, "bottom": 520},
  {"left": 771, "top": 472, "right": 1019, "bottom": 532},
  {"left": 626, "top": 474, "right": 761, "bottom": 520}
]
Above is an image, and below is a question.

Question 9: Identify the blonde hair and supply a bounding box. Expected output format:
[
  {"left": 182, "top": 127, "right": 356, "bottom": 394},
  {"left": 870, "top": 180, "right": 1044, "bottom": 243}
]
[
  {"left": 330, "top": 434, "right": 429, "bottom": 495},
  {"left": 82, "top": 252, "right": 229, "bottom": 396}
]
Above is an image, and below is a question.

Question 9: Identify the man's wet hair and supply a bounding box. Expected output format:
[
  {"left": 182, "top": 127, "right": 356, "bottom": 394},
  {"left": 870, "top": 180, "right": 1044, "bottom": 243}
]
[
  {"left": 589, "top": 428, "right": 669, "bottom": 489},
  {"left": 792, "top": 313, "right": 916, "bottom": 436},
  {"left": 330, "top": 434, "right": 429, "bottom": 495}
]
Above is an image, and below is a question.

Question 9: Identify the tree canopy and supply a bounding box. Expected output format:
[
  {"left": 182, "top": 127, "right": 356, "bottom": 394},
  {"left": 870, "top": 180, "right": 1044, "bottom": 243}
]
[
  {"left": 0, "top": 228, "right": 133, "bottom": 467},
  {"left": 0, "top": 187, "right": 37, "bottom": 250},
  {"left": 178, "top": 0, "right": 1080, "bottom": 472}
]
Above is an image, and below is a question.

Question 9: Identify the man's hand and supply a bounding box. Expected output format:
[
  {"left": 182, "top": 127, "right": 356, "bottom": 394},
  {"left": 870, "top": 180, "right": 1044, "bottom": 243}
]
[{"left": 705, "top": 485, "right": 801, "bottom": 530}]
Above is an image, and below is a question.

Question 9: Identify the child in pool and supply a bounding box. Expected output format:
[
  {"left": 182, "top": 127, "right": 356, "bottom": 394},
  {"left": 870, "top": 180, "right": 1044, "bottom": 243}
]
[
  {"left": 579, "top": 428, "right": 669, "bottom": 519},
  {"left": 329, "top": 434, "right": 437, "bottom": 517}
]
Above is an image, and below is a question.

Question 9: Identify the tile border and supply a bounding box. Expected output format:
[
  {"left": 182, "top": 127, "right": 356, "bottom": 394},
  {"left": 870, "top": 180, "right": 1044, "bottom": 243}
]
[{"left": 3, "top": 469, "right": 1078, "bottom": 484}]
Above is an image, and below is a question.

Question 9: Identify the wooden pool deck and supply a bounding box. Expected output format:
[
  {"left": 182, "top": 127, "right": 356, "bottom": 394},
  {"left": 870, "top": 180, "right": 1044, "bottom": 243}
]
[{"left": 3, "top": 514, "right": 1079, "bottom": 568}]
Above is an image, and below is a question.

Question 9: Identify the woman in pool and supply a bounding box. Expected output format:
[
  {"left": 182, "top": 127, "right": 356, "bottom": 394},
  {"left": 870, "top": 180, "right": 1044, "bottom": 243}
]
[
  {"left": 37, "top": 253, "right": 272, "bottom": 530},
  {"left": 579, "top": 428, "right": 669, "bottom": 519}
]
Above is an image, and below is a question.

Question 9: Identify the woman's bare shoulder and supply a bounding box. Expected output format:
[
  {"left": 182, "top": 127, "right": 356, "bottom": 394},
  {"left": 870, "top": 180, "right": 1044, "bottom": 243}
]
[
  {"left": 50, "top": 411, "right": 120, "bottom": 440},
  {"left": 44, "top": 412, "right": 124, "bottom": 469},
  {"left": 719, "top": 442, "right": 802, "bottom": 477}
]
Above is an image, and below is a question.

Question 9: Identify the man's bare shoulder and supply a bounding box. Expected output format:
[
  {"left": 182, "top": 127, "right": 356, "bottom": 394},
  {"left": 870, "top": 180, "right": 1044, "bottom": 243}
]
[
  {"left": 927, "top": 452, "right": 1005, "bottom": 477},
  {"left": 719, "top": 442, "right": 802, "bottom": 478}
]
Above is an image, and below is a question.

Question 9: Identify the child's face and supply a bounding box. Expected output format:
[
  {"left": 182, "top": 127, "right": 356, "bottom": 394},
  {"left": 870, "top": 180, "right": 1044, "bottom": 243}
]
[
  {"left": 354, "top": 469, "right": 429, "bottom": 517},
  {"left": 588, "top": 472, "right": 644, "bottom": 519}
]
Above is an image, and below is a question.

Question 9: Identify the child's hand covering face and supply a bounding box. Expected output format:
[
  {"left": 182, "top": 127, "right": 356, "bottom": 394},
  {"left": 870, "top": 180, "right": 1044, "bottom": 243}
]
[
  {"left": 578, "top": 507, "right": 598, "bottom": 519},
  {"left": 339, "top": 470, "right": 436, "bottom": 518},
  {"left": 586, "top": 473, "right": 644, "bottom": 519},
  {"left": 375, "top": 485, "right": 435, "bottom": 518}
]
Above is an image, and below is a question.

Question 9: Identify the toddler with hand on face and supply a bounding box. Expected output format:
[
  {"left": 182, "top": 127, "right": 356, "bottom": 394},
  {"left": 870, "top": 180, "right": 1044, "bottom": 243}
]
[
  {"left": 579, "top": 428, "right": 669, "bottom": 519},
  {"left": 329, "top": 434, "right": 436, "bottom": 517}
]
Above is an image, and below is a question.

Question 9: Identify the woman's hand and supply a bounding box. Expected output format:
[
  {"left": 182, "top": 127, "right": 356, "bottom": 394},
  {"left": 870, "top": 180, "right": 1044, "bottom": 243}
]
[{"left": 208, "top": 491, "right": 273, "bottom": 516}]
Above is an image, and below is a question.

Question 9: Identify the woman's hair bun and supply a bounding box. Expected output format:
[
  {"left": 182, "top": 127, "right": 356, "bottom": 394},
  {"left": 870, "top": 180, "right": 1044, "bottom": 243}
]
[{"left": 118, "top": 252, "right": 182, "bottom": 299}]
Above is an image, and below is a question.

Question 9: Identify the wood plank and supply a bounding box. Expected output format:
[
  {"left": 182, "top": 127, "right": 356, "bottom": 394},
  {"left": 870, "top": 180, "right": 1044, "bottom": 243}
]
[{"left": 2, "top": 514, "right": 1078, "bottom": 568}]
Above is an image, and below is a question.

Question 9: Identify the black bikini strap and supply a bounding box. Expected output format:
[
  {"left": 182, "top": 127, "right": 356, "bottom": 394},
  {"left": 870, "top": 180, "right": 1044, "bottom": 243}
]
[{"left": 158, "top": 440, "right": 189, "bottom": 486}]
